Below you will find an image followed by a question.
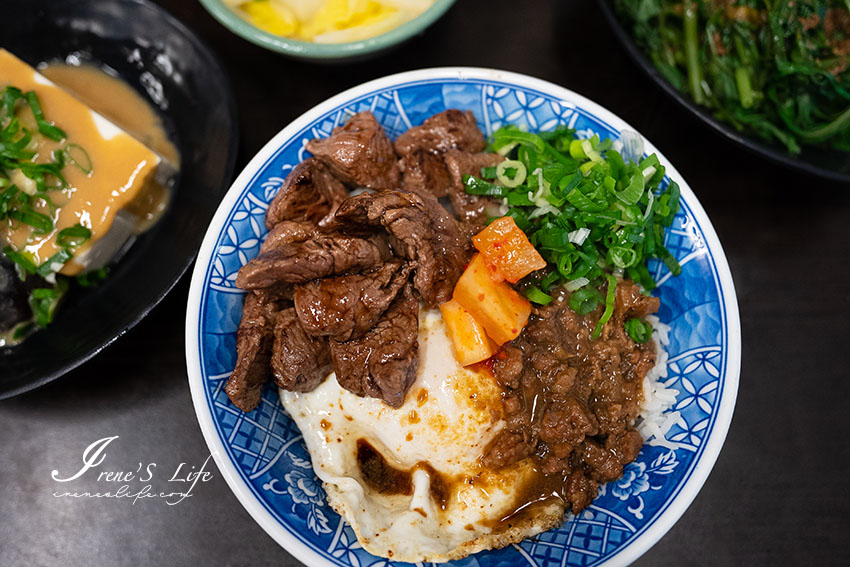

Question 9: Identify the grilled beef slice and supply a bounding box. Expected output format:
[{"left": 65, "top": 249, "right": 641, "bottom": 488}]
[
  {"left": 264, "top": 158, "right": 349, "bottom": 230},
  {"left": 393, "top": 109, "right": 485, "bottom": 156},
  {"left": 334, "top": 190, "right": 468, "bottom": 307},
  {"left": 225, "top": 292, "right": 282, "bottom": 412},
  {"left": 444, "top": 150, "right": 505, "bottom": 224},
  {"left": 398, "top": 149, "right": 452, "bottom": 198},
  {"left": 394, "top": 110, "right": 487, "bottom": 199},
  {"left": 329, "top": 283, "right": 419, "bottom": 408},
  {"left": 235, "top": 232, "right": 391, "bottom": 289},
  {"left": 271, "top": 308, "right": 332, "bottom": 393},
  {"left": 305, "top": 111, "right": 399, "bottom": 190},
  {"left": 293, "top": 260, "right": 410, "bottom": 342},
  {"left": 259, "top": 220, "right": 317, "bottom": 254}
]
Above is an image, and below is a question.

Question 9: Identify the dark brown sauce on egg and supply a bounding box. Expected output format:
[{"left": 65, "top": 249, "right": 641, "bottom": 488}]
[
  {"left": 356, "top": 439, "right": 412, "bottom": 496},
  {"left": 482, "top": 468, "right": 567, "bottom": 530},
  {"left": 355, "top": 439, "right": 453, "bottom": 511}
]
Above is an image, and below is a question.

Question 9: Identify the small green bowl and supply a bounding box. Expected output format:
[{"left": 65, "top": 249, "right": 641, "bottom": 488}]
[{"left": 198, "top": 0, "right": 457, "bottom": 61}]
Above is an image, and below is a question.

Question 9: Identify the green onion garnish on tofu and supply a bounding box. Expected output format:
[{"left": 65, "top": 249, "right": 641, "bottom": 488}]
[
  {"left": 29, "top": 279, "right": 68, "bottom": 328},
  {"left": 56, "top": 224, "right": 92, "bottom": 248},
  {"left": 0, "top": 86, "right": 95, "bottom": 332}
]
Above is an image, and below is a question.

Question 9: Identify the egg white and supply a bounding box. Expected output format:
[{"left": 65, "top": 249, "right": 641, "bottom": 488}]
[{"left": 280, "top": 309, "right": 554, "bottom": 562}]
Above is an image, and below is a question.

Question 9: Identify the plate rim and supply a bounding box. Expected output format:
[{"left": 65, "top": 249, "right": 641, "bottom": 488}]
[{"left": 185, "top": 66, "right": 741, "bottom": 567}]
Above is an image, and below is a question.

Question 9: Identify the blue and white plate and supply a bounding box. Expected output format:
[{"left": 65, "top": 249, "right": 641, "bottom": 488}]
[{"left": 186, "top": 68, "right": 741, "bottom": 567}]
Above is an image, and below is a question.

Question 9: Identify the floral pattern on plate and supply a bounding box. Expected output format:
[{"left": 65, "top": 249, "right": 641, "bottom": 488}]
[{"left": 189, "top": 71, "right": 739, "bottom": 567}]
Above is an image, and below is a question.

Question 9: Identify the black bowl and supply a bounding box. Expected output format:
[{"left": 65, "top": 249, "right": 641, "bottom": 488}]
[
  {"left": 0, "top": 0, "right": 238, "bottom": 398},
  {"left": 598, "top": 0, "right": 850, "bottom": 183}
]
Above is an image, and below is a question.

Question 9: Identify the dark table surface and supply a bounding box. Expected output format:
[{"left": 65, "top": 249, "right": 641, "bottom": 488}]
[{"left": 2, "top": 1, "right": 849, "bottom": 566}]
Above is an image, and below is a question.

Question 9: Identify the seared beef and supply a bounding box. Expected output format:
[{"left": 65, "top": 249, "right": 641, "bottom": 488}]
[
  {"left": 270, "top": 308, "right": 332, "bottom": 392},
  {"left": 259, "top": 220, "right": 317, "bottom": 254},
  {"left": 306, "top": 111, "right": 399, "bottom": 190},
  {"left": 395, "top": 110, "right": 487, "bottom": 200},
  {"left": 398, "top": 149, "right": 452, "bottom": 198},
  {"left": 225, "top": 293, "right": 282, "bottom": 412},
  {"left": 236, "top": 233, "right": 391, "bottom": 289},
  {"left": 293, "top": 260, "right": 410, "bottom": 341},
  {"left": 334, "top": 189, "right": 468, "bottom": 307},
  {"left": 264, "top": 158, "right": 349, "bottom": 230},
  {"left": 410, "top": 187, "right": 475, "bottom": 286},
  {"left": 393, "top": 110, "right": 485, "bottom": 156},
  {"left": 228, "top": 110, "right": 506, "bottom": 413},
  {"left": 616, "top": 281, "right": 661, "bottom": 319},
  {"left": 329, "top": 283, "right": 419, "bottom": 408},
  {"left": 254, "top": 284, "right": 294, "bottom": 303},
  {"left": 483, "top": 279, "right": 658, "bottom": 514},
  {"left": 444, "top": 150, "right": 504, "bottom": 223}
]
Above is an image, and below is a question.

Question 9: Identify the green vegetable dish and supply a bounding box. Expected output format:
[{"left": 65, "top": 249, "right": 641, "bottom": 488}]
[
  {"left": 463, "top": 125, "right": 681, "bottom": 344},
  {"left": 614, "top": 0, "right": 850, "bottom": 154}
]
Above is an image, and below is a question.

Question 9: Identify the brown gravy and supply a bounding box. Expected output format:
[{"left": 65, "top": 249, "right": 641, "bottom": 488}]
[
  {"left": 481, "top": 281, "right": 657, "bottom": 520},
  {"left": 355, "top": 439, "right": 452, "bottom": 511},
  {"left": 482, "top": 467, "right": 565, "bottom": 530}
]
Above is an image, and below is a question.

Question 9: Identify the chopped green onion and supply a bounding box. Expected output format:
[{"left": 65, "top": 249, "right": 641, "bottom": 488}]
[
  {"left": 76, "top": 267, "right": 109, "bottom": 288},
  {"left": 463, "top": 122, "right": 683, "bottom": 340},
  {"left": 2, "top": 86, "right": 23, "bottom": 116},
  {"left": 56, "top": 224, "right": 92, "bottom": 248},
  {"left": 569, "top": 287, "right": 600, "bottom": 315},
  {"left": 579, "top": 161, "right": 596, "bottom": 176},
  {"left": 625, "top": 317, "right": 653, "bottom": 343},
  {"left": 29, "top": 278, "right": 68, "bottom": 327},
  {"left": 569, "top": 139, "right": 587, "bottom": 159},
  {"left": 496, "top": 160, "right": 527, "bottom": 188},
  {"left": 462, "top": 175, "right": 507, "bottom": 197},
  {"left": 0, "top": 85, "right": 92, "bottom": 333},
  {"left": 3, "top": 246, "right": 36, "bottom": 276},
  {"left": 36, "top": 249, "right": 72, "bottom": 278},
  {"left": 658, "top": 242, "right": 682, "bottom": 276},
  {"left": 491, "top": 128, "right": 545, "bottom": 153},
  {"left": 591, "top": 274, "right": 618, "bottom": 339},
  {"left": 7, "top": 208, "right": 53, "bottom": 234},
  {"left": 25, "top": 91, "right": 66, "bottom": 141},
  {"left": 612, "top": 170, "right": 645, "bottom": 205},
  {"left": 0, "top": 186, "right": 18, "bottom": 215},
  {"left": 526, "top": 286, "right": 553, "bottom": 305},
  {"left": 565, "top": 187, "right": 603, "bottom": 212},
  {"left": 607, "top": 246, "right": 639, "bottom": 268},
  {"left": 480, "top": 166, "right": 497, "bottom": 178},
  {"left": 539, "top": 270, "right": 561, "bottom": 290},
  {"left": 62, "top": 143, "right": 93, "bottom": 174}
]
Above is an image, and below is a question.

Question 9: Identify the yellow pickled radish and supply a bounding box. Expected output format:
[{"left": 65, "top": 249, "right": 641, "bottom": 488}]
[
  {"left": 299, "top": 0, "right": 395, "bottom": 40},
  {"left": 239, "top": 0, "right": 298, "bottom": 36}
]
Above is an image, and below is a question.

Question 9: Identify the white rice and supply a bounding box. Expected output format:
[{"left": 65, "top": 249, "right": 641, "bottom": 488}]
[{"left": 636, "top": 314, "right": 681, "bottom": 450}]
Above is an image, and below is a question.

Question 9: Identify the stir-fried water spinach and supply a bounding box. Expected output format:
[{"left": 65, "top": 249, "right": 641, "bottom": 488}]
[{"left": 615, "top": 0, "right": 850, "bottom": 154}]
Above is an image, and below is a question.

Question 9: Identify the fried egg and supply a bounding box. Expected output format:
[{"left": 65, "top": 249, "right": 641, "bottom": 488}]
[{"left": 280, "top": 309, "right": 565, "bottom": 562}]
